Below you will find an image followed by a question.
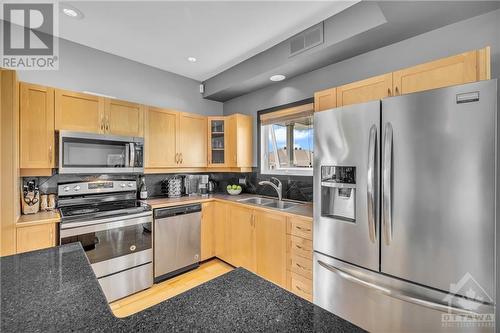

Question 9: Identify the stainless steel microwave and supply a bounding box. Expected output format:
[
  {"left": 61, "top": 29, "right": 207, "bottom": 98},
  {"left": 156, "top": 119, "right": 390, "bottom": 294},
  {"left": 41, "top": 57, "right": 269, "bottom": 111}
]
[{"left": 58, "top": 131, "right": 144, "bottom": 174}]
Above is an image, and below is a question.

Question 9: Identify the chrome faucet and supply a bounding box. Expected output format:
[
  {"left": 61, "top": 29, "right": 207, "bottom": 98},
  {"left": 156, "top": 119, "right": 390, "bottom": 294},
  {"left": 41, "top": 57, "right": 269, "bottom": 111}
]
[{"left": 258, "top": 177, "right": 283, "bottom": 201}]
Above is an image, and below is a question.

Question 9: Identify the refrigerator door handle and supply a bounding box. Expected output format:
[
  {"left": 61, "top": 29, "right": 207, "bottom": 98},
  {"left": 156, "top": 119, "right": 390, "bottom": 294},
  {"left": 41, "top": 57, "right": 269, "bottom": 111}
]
[
  {"left": 382, "top": 122, "right": 393, "bottom": 245},
  {"left": 317, "top": 260, "right": 482, "bottom": 316},
  {"left": 367, "top": 125, "right": 377, "bottom": 243}
]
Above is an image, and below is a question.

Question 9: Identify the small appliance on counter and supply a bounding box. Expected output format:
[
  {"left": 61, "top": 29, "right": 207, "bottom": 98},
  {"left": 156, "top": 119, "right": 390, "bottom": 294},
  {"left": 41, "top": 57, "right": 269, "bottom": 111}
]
[
  {"left": 199, "top": 175, "right": 209, "bottom": 197},
  {"left": 184, "top": 174, "right": 209, "bottom": 196},
  {"left": 208, "top": 179, "right": 217, "bottom": 194},
  {"left": 22, "top": 180, "right": 40, "bottom": 215},
  {"left": 166, "top": 175, "right": 185, "bottom": 198}
]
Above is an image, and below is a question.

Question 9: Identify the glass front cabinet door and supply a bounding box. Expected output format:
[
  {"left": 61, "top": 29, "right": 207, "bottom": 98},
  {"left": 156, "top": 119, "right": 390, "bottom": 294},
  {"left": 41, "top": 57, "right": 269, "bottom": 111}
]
[{"left": 208, "top": 117, "right": 227, "bottom": 167}]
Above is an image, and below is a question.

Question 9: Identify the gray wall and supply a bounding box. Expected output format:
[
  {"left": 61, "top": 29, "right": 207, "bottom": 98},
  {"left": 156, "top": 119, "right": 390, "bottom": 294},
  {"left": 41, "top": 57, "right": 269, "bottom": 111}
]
[
  {"left": 17, "top": 37, "right": 223, "bottom": 116},
  {"left": 223, "top": 8, "right": 500, "bottom": 165}
]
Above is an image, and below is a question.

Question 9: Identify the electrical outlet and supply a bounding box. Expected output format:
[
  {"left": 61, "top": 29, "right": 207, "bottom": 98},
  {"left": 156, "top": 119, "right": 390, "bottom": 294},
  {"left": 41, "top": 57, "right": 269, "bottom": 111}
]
[{"left": 238, "top": 177, "right": 246, "bottom": 185}]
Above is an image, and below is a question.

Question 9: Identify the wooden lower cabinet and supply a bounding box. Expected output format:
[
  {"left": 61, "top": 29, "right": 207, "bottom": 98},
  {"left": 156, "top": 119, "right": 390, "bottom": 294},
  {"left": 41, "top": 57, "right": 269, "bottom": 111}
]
[
  {"left": 16, "top": 223, "right": 56, "bottom": 254},
  {"left": 286, "top": 216, "right": 313, "bottom": 301},
  {"left": 212, "top": 201, "right": 312, "bottom": 297},
  {"left": 255, "top": 211, "right": 287, "bottom": 287},
  {"left": 200, "top": 202, "right": 215, "bottom": 261},
  {"left": 213, "top": 202, "right": 230, "bottom": 262},
  {"left": 227, "top": 205, "right": 255, "bottom": 272}
]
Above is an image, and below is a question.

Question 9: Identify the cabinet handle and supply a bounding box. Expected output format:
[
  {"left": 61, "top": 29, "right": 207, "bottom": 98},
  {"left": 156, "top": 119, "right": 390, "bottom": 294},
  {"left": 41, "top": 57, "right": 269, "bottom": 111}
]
[
  {"left": 296, "top": 226, "right": 311, "bottom": 232},
  {"left": 175, "top": 153, "right": 179, "bottom": 164},
  {"left": 48, "top": 145, "right": 52, "bottom": 163},
  {"left": 296, "top": 285, "right": 303, "bottom": 292},
  {"left": 296, "top": 263, "right": 305, "bottom": 269},
  {"left": 105, "top": 116, "right": 110, "bottom": 132},
  {"left": 295, "top": 245, "right": 303, "bottom": 249},
  {"left": 180, "top": 153, "right": 183, "bottom": 164},
  {"left": 100, "top": 114, "right": 105, "bottom": 132},
  {"left": 395, "top": 86, "right": 399, "bottom": 95},
  {"left": 387, "top": 88, "right": 392, "bottom": 96}
]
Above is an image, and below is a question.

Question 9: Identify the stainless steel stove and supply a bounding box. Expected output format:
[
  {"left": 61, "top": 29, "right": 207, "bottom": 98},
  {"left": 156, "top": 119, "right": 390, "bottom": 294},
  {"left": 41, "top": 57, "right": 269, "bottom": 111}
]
[{"left": 58, "top": 180, "right": 153, "bottom": 302}]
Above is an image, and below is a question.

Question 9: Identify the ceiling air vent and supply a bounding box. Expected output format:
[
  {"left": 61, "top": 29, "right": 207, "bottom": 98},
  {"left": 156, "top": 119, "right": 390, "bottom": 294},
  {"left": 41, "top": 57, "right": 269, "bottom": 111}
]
[{"left": 289, "top": 22, "right": 324, "bottom": 57}]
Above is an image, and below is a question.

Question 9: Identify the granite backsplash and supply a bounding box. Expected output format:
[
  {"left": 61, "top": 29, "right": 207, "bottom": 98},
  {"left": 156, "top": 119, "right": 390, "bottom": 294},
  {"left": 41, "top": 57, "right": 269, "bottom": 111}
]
[{"left": 23, "top": 170, "right": 313, "bottom": 203}]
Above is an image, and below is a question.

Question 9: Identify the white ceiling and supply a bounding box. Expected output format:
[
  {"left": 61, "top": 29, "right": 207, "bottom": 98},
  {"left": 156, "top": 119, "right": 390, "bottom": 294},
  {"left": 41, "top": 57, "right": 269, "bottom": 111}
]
[{"left": 58, "top": 1, "right": 357, "bottom": 81}]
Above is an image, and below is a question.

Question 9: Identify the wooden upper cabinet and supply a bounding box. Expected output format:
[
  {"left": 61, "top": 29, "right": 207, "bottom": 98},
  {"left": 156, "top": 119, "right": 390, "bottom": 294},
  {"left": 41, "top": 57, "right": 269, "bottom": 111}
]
[
  {"left": 201, "top": 202, "right": 215, "bottom": 261},
  {"left": 225, "top": 114, "right": 253, "bottom": 168},
  {"left": 393, "top": 48, "right": 489, "bottom": 96},
  {"left": 55, "top": 89, "right": 104, "bottom": 133},
  {"left": 178, "top": 112, "right": 207, "bottom": 167},
  {"left": 314, "top": 87, "right": 337, "bottom": 112},
  {"left": 207, "top": 117, "right": 228, "bottom": 167},
  {"left": 145, "top": 107, "right": 178, "bottom": 168},
  {"left": 255, "top": 211, "right": 287, "bottom": 287},
  {"left": 337, "top": 73, "right": 393, "bottom": 107},
  {"left": 20, "top": 83, "right": 55, "bottom": 169},
  {"left": 228, "top": 205, "right": 255, "bottom": 272},
  {"left": 105, "top": 99, "right": 144, "bottom": 137}
]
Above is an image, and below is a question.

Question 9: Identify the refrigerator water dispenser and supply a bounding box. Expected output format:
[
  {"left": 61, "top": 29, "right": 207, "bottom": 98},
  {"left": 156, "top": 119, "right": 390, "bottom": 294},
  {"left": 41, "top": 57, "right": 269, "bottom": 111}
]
[{"left": 321, "top": 166, "right": 356, "bottom": 222}]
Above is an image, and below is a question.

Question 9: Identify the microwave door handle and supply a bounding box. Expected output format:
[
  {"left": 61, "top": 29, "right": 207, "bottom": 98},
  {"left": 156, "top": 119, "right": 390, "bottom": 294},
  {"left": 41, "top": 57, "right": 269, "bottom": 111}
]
[
  {"left": 382, "top": 122, "right": 393, "bottom": 245},
  {"left": 367, "top": 124, "right": 377, "bottom": 243},
  {"left": 125, "top": 143, "right": 130, "bottom": 167},
  {"left": 129, "top": 143, "right": 135, "bottom": 168}
]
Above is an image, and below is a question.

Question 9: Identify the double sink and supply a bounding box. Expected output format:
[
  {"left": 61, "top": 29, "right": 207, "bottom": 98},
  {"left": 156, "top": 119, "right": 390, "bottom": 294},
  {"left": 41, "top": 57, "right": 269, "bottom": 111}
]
[{"left": 237, "top": 196, "right": 303, "bottom": 210}]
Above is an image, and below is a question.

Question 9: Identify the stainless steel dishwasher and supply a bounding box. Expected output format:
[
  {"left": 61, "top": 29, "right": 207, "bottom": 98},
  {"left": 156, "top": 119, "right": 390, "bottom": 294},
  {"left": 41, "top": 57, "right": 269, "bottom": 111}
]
[{"left": 154, "top": 204, "right": 201, "bottom": 283}]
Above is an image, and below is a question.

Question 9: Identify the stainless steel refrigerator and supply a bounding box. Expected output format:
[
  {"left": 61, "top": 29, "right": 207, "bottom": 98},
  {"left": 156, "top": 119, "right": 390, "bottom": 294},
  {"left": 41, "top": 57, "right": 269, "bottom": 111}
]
[{"left": 313, "top": 80, "right": 497, "bottom": 333}]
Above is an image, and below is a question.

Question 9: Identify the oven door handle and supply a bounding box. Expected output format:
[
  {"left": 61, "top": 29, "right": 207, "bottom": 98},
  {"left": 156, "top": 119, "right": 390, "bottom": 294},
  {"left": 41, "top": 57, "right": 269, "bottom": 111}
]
[{"left": 60, "top": 213, "right": 152, "bottom": 238}]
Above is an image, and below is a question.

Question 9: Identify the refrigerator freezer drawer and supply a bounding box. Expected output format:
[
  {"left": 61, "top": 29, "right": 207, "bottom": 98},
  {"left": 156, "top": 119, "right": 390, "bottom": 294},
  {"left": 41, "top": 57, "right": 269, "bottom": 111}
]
[
  {"left": 97, "top": 262, "right": 153, "bottom": 303},
  {"left": 314, "top": 252, "right": 495, "bottom": 333}
]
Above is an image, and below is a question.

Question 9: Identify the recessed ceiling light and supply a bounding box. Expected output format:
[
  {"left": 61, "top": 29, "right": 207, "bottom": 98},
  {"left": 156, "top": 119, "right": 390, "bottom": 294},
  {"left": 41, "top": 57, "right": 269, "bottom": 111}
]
[
  {"left": 187, "top": 57, "right": 197, "bottom": 63},
  {"left": 270, "top": 74, "right": 286, "bottom": 82},
  {"left": 61, "top": 5, "right": 84, "bottom": 19}
]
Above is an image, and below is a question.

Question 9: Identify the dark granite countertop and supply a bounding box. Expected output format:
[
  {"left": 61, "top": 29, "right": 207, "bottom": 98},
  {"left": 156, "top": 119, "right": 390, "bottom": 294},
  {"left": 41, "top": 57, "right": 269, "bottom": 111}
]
[{"left": 1, "top": 244, "right": 364, "bottom": 332}]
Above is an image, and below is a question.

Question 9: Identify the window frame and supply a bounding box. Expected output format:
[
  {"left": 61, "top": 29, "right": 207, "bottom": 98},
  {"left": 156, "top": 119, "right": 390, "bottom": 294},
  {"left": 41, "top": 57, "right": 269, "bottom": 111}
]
[{"left": 257, "top": 98, "right": 314, "bottom": 177}]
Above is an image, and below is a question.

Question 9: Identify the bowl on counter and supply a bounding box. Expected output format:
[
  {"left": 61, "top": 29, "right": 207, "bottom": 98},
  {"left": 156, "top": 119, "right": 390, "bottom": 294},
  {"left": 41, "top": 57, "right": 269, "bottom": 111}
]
[{"left": 227, "top": 188, "right": 242, "bottom": 195}]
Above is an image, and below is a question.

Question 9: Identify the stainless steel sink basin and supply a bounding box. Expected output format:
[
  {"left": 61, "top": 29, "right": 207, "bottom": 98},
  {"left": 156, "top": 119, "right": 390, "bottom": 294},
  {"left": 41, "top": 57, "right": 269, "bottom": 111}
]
[
  {"left": 237, "top": 196, "right": 302, "bottom": 210},
  {"left": 263, "top": 201, "right": 300, "bottom": 210},
  {"left": 237, "top": 197, "right": 275, "bottom": 205}
]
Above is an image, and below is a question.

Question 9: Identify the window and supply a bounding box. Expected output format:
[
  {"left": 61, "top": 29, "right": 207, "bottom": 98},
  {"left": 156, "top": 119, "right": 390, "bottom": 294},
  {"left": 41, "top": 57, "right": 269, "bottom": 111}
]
[{"left": 260, "top": 102, "right": 314, "bottom": 176}]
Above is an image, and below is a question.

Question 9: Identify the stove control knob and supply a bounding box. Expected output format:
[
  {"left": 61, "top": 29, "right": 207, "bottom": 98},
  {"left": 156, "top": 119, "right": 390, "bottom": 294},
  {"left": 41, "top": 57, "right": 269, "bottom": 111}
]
[
  {"left": 73, "top": 185, "right": 81, "bottom": 191},
  {"left": 120, "top": 183, "right": 126, "bottom": 188},
  {"left": 63, "top": 186, "right": 70, "bottom": 192},
  {"left": 127, "top": 183, "right": 134, "bottom": 187}
]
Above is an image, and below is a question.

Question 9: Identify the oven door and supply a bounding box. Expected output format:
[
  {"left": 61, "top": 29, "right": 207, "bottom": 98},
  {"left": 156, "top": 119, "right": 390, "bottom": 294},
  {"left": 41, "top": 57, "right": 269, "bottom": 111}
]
[
  {"left": 58, "top": 130, "right": 144, "bottom": 174},
  {"left": 60, "top": 212, "right": 153, "bottom": 277}
]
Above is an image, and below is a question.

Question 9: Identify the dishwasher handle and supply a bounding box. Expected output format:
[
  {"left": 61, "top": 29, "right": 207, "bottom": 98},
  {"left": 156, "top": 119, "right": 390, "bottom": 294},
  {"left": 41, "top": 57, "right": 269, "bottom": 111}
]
[{"left": 154, "top": 204, "right": 202, "bottom": 219}]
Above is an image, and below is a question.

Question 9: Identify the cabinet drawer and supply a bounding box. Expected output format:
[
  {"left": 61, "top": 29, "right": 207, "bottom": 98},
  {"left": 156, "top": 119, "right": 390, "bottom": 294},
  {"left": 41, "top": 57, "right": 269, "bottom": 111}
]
[
  {"left": 290, "top": 254, "right": 312, "bottom": 279},
  {"left": 290, "top": 272, "right": 312, "bottom": 301},
  {"left": 288, "top": 217, "right": 312, "bottom": 240},
  {"left": 289, "top": 235, "right": 312, "bottom": 259}
]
